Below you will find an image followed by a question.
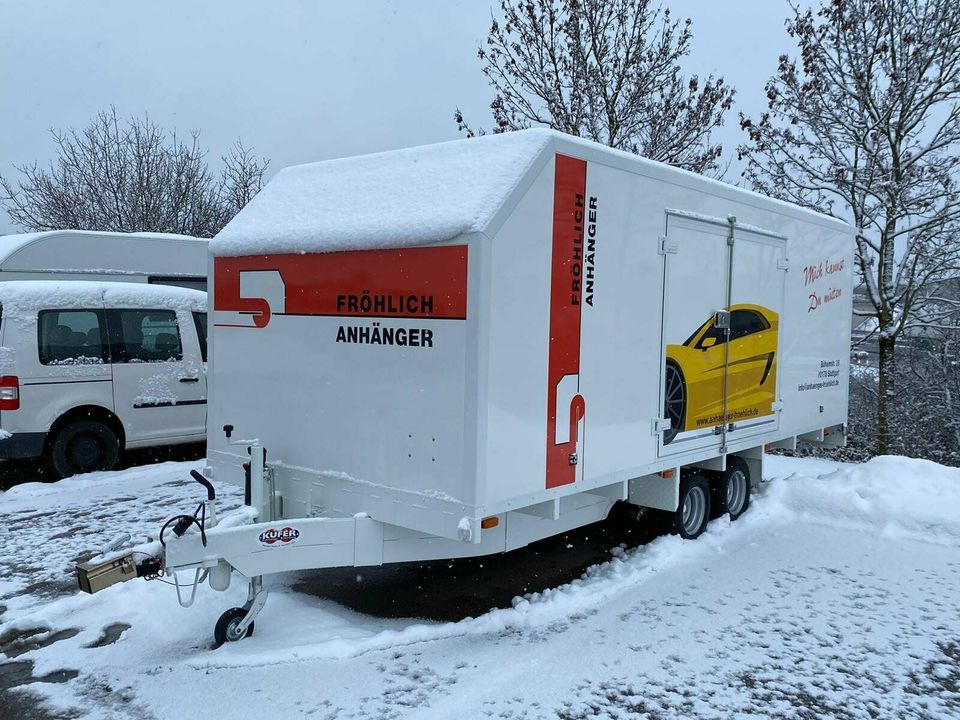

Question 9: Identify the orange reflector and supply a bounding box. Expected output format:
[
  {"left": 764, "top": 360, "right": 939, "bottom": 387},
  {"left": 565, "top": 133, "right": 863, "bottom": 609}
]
[
  {"left": 481, "top": 516, "right": 499, "bottom": 529},
  {"left": 660, "top": 469, "right": 675, "bottom": 479},
  {"left": 764, "top": 443, "right": 774, "bottom": 452}
]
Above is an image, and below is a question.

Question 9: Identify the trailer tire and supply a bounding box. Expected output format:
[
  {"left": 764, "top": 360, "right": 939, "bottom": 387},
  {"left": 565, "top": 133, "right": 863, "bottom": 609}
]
[
  {"left": 214, "top": 607, "right": 254, "bottom": 647},
  {"left": 663, "top": 361, "right": 686, "bottom": 445},
  {"left": 714, "top": 457, "right": 751, "bottom": 521},
  {"left": 47, "top": 419, "right": 120, "bottom": 478},
  {"left": 673, "top": 473, "right": 710, "bottom": 539}
]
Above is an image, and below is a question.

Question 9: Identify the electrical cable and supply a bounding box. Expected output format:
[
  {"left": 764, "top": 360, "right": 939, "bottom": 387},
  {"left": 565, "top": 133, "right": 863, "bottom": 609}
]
[{"left": 159, "top": 502, "right": 208, "bottom": 548}]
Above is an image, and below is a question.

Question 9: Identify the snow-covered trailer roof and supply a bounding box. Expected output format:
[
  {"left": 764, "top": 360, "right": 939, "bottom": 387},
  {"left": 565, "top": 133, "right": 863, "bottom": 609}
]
[
  {"left": 0, "top": 230, "right": 208, "bottom": 280},
  {"left": 0, "top": 280, "right": 206, "bottom": 316},
  {"left": 212, "top": 129, "right": 851, "bottom": 257}
]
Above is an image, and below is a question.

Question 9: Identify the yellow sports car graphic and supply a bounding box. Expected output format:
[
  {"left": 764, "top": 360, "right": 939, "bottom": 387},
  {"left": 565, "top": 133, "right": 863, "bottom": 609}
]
[{"left": 663, "top": 304, "right": 778, "bottom": 445}]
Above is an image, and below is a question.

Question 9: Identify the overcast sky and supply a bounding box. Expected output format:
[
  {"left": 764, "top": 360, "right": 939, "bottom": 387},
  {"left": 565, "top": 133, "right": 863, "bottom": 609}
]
[{"left": 0, "top": 0, "right": 797, "bottom": 234}]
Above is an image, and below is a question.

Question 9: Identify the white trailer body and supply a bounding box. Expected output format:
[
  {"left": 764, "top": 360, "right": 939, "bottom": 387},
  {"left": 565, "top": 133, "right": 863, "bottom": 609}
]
[
  {"left": 76, "top": 130, "right": 854, "bottom": 641},
  {"left": 203, "top": 129, "right": 853, "bottom": 554},
  {"left": 0, "top": 230, "right": 208, "bottom": 289}
]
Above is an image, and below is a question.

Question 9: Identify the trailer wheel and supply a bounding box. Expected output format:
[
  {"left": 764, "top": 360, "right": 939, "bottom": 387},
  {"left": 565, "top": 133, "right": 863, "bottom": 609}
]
[
  {"left": 714, "top": 457, "right": 751, "bottom": 521},
  {"left": 214, "top": 607, "right": 254, "bottom": 647},
  {"left": 663, "top": 361, "right": 685, "bottom": 445},
  {"left": 674, "top": 474, "right": 710, "bottom": 539},
  {"left": 47, "top": 419, "right": 120, "bottom": 478}
]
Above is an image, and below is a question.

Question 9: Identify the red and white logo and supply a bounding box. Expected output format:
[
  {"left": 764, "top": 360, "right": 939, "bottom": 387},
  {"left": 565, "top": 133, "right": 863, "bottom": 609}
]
[{"left": 258, "top": 527, "right": 300, "bottom": 547}]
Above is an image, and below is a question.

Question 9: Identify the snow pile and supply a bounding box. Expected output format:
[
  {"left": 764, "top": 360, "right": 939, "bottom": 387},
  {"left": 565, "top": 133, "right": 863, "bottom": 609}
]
[
  {"left": 212, "top": 130, "right": 556, "bottom": 256},
  {"left": 176, "top": 455, "right": 960, "bottom": 668},
  {"left": 763, "top": 454, "right": 960, "bottom": 546},
  {"left": 3, "top": 455, "right": 960, "bottom": 719}
]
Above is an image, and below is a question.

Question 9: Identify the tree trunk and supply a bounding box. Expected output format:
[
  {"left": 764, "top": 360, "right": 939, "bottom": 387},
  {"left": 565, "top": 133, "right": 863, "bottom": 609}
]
[{"left": 877, "top": 335, "right": 896, "bottom": 455}]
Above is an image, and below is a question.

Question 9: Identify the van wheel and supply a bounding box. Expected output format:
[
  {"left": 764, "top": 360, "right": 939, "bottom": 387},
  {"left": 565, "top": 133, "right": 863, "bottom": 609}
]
[
  {"left": 673, "top": 473, "right": 710, "bottom": 539},
  {"left": 47, "top": 420, "right": 120, "bottom": 478},
  {"left": 714, "top": 457, "right": 751, "bottom": 521}
]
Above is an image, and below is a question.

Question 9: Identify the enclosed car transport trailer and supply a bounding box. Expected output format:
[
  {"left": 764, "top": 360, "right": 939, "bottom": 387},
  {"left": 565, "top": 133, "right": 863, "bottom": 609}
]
[{"left": 78, "top": 130, "right": 854, "bottom": 644}]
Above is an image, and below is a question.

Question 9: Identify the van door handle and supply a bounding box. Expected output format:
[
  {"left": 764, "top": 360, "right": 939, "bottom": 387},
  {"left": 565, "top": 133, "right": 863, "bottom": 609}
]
[{"left": 179, "top": 377, "right": 200, "bottom": 383}]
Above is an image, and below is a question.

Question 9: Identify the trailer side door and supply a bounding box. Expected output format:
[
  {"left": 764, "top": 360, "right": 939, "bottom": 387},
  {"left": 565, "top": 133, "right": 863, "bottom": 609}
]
[{"left": 658, "top": 213, "right": 786, "bottom": 458}]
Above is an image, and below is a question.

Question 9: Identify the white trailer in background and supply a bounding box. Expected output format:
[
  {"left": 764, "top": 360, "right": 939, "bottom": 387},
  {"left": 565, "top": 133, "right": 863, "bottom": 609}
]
[
  {"left": 0, "top": 230, "right": 208, "bottom": 289},
  {"left": 78, "top": 130, "right": 854, "bottom": 645}
]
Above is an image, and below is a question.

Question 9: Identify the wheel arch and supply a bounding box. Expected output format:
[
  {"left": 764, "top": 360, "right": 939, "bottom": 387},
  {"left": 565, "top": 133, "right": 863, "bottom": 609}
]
[{"left": 45, "top": 405, "right": 126, "bottom": 452}]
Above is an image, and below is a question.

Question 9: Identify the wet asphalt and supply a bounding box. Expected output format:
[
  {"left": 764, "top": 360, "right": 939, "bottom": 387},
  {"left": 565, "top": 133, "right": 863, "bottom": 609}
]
[{"left": 0, "top": 443, "right": 207, "bottom": 491}]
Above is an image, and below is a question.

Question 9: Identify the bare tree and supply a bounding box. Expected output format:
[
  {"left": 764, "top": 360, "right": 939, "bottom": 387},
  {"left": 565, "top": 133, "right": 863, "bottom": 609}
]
[
  {"left": 738, "top": 0, "right": 960, "bottom": 453},
  {"left": 1, "top": 108, "right": 268, "bottom": 238},
  {"left": 455, "top": 0, "right": 736, "bottom": 175},
  {"left": 220, "top": 141, "right": 267, "bottom": 217}
]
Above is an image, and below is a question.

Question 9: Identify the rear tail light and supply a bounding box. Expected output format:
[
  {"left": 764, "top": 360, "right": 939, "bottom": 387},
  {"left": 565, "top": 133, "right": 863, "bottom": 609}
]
[{"left": 0, "top": 376, "right": 19, "bottom": 410}]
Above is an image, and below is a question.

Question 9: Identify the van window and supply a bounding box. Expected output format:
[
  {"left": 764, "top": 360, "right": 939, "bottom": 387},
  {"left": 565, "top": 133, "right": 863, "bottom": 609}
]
[
  {"left": 113, "top": 310, "right": 182, "bottom": 363},
  {"left": 38, "top": 310, "right": 108, "bottom": 365},
  {"left": 193, "top": 312, "right": 207, "bottom": 362}
]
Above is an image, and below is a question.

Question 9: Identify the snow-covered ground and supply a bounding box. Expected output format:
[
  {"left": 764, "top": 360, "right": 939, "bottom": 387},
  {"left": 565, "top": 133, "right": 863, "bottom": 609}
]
[{"left": 1, "top": 455, "right": 958, "bottom": 719}]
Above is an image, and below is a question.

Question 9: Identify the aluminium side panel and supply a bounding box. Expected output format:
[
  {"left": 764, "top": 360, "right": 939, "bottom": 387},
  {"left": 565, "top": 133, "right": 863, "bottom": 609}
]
[
  {"left": 480, "top": 154, "right": 666, "bottom": 511},
  {"left": 480, "top": 140, "right": 853, "bottom": 516},
  {"left": 773, "top": 223, "right": 853, "bottom": 437}
]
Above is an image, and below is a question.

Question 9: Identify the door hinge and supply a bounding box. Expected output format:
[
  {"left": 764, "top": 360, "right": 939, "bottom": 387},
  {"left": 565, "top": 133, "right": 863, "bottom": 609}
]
[
  {"left": 777, "top": 258, "right": 789, "bottom": 271},
  {"left": 652, "top": 418, "right": 672, "bottom": 435},
  {"left": 772, "top": 399, "right": 784, "bottom": 412},
  {"left": 659, "top": 237, "right": 679, "bottom": 255}
]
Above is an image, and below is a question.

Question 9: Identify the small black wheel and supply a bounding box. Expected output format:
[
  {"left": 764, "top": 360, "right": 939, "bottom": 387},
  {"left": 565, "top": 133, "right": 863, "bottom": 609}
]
[
  {"left": 214, "top": 607, "right": 254, "bottom": 647},
  {"left": 713, "top": 457, "right": 751, "bottom": 521},
  {"left": 47, "top": 419, "right": 120, "bottom": 478},
  {"left": 663, "top": 361, "right": 686, "bottom": 445},
  {"left": 673, "top": 473, "right": 711, "bottom": 539}
]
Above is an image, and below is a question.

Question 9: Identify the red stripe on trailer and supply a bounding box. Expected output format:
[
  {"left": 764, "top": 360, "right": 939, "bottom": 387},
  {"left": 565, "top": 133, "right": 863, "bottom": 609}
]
[
  {"left": 546, "top": 154, "right": 587, "bottom": 489},
  {"left": 214, "top": 245, "right": 468, "bottom": 326}
]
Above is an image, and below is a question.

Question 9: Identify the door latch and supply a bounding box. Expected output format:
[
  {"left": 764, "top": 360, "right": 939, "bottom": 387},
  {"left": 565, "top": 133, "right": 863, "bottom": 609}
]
[
  {"left": 659, "top": 237, "right": 679, "bottom": 255},
  {"left": 652, "top": 418, "right": 672, "bottom": 436}
]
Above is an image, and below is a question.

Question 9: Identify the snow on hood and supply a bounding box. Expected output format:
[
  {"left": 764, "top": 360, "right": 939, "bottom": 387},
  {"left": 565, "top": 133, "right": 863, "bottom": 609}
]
[{"left": 211, "top": 129, "right": 556, "bottom": 257}]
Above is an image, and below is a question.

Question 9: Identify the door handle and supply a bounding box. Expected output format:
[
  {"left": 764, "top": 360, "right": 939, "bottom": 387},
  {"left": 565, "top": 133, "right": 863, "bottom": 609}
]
[{"left": 179, "top": 377, "right": 200, "bottom": 383}]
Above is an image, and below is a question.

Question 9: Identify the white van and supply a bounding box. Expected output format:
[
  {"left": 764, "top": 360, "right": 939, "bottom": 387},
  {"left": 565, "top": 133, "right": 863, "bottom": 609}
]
[{"left": 0, "top": 281, "right": 208, "bottom": 477}]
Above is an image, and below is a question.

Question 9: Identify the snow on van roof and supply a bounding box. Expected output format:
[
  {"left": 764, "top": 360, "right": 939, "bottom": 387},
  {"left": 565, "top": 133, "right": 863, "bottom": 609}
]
[
  {"left": 212, "top": 129, "right": 556, "bottom": 256},
  {"left": 0, "top": 280, "right": 206, "bottom": 315}
]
